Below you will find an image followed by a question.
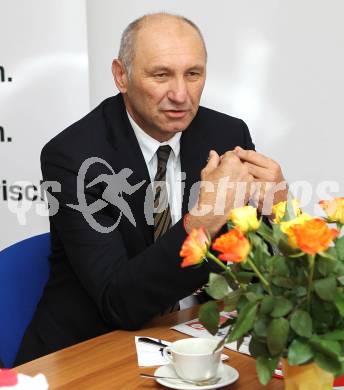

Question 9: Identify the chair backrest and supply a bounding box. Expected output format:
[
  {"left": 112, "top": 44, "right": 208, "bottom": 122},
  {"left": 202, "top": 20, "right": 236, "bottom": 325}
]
[{"left": 0, "top": 233, "right": 50, "bottom": 367}]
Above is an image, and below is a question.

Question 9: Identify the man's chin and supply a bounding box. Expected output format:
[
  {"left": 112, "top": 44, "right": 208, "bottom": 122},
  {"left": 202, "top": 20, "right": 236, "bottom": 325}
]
[
  {"left": 163, "top": 124, "right": 188, "bottom": 134},
  {"left": 162, "top": 118, "right": 194, "bottom": 133}
]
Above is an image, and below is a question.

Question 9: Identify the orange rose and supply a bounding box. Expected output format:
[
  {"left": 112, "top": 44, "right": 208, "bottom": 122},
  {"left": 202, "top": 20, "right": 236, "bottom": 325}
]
[
  {"left": 319, "top": 198, "right": 344, "bottom": 224},
  {"left": 280, "top": 213, "right": 313, "bottom": 248},
  {"left": 212, "top": 228, "right": 251, "bottom": 262},
  {"left": 291, "top": 218, "right": 339, "bottom": 255},
  {"left": 180, "top": 227, "right": 210, "bottom": 268}
]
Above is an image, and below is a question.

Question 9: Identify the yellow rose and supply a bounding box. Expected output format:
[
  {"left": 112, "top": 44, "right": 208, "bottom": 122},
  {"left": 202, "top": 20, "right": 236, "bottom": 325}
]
[
  {"left": 319, "top": 198, "right": 344, "bottom": 225},
  {"left": 229, "top": 205, "right": 261, "bottom": 233},
  {"left": 272, "top": 199, "right": 301, "bottom": 224},
  {"left": 280, "top": 213, "right": 313, "bottom": 248}
]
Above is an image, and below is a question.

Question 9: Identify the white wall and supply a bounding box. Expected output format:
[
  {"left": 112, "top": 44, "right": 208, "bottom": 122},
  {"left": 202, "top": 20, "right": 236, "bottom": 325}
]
[
  {"left": 86, "top": 0, "right": 344, "bottom": 213},
  {"left": 1, "top": 1, "right": 343, "bottom": 253},
  {"left": 0, "top": 0, "right": 90, "bottom": 250}
]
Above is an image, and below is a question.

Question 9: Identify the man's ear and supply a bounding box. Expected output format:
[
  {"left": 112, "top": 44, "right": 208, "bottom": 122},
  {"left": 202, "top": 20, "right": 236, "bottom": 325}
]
[{"left": 112, "top": 59, "right": 128, "bottom": 93}]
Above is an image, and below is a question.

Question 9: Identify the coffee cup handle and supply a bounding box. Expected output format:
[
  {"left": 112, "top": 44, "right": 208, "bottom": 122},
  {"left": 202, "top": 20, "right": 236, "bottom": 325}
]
[{"left": 162, "top": 346, "right": 173, "bottom": 363}]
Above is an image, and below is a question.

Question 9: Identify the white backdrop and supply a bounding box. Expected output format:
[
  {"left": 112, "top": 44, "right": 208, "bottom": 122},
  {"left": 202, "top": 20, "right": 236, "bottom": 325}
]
[
  {"left": 1, "top": 1, "right": 343, "bottom": 252},
  {"left": 86, "top": 0, "right": 344, "bottom": 214},
  {"left": 0, "top": 0, "right": 90, "bottom": 251}
]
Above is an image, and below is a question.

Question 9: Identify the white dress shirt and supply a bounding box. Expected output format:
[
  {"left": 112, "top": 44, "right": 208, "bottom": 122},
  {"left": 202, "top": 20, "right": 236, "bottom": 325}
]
[
  {"left": 127, "top": 112, "right": 197, "bottom": 310},
  {"left": 127, "top": 113, "right": 182, "bottom": 225}
]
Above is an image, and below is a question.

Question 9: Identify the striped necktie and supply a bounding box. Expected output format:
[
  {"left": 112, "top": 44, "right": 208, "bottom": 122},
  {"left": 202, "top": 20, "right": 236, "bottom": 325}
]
[
  {"left": 153, "top": 146, "right": 180, "bottom": 312},
  {"left": 153, "top": 145, "right": 172, "bottom": 241}
]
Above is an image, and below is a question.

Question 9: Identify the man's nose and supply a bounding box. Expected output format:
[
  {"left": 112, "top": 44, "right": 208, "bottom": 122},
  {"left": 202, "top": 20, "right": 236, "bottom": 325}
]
[{"left": 167, "top": 77, "right": 188, "bottom": 104}]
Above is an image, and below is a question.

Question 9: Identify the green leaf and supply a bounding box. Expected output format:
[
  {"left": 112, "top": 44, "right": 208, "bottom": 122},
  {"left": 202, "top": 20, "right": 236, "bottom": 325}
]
[
  {"left": 317, "top": 257, "right": 336, "bottom": 276},
  {"left": 334, "top": 259, "right": 344, "bottom": 276},
  {"left": 248, "top": 231, "right": 264, "bottom": 249},
  {"left": 226, "top": 220, "right": 235, "bottom": 230},
  {"left": 271, "top": 276, "right": 294, "bottom": 288},
  {"left": 252, "top": 242, "right": 270, "bottom": 269},
  {"left": 267, "top": 318, "right": 289, "bottom": 356},
  {"left": 245, "top": 292, "right": 260, "bottom": 303},
  {"left": 254, "top": 315, "right": 269, "bottom": 339},
  {"left": 199, "top": 301, "right": 219, "bottom": 335},
  {"left": 257, "top": 223, "right": 277, "bottom": 248},
  {"left": 260, "top": 296, "right": 274, "bottom": 315},
  {"left": 247, "top": 283, "right": 264, "bottom": 295},
  {"left": 236, "top": 271, "right": 255, "bottom": 283},
  {"left": 314, "top": 276, "right": 337, "bottom": 301},
  {"left": 335, "top": 290, "right": 344, "bottom": 316},
  {"left": 205, "top": 273, "right": 230, "bottom": 300},
  {"left": 272, "top": 223, "right": 285, "bottom": 242},
  {"left": 237, "top": 337, "right": 245, "bottom": 351},
  {"left": 227, "top": 301, "right": 258, "bottom": 342},
  {"left": 319, "top": 251, "right": 338, "bottom": 261},
  {"left": 336, "top": 236, "right": 344, "bottom": 261},
  {"left": 337, "top": 276, "right": 344, "bottom": 286},
  {"left": 311, "top": 299, "right": 337, "bottom": 333},
  {"left": 322, "top": 329, "right": 344, "bottom": 341},
  {"left": 272, "top": 256, "right": 290, "bottom": 277},
  {"left": 249, "top": 336, "right": 269, "bottom": 357},
  {"left": 223, "top": 289, "right": 243, "bottom": 312},
  {"left": 284, "top": 198, "right": 298, "bottom": 221},
  {"left": 288, "top": 339, "right": 313, "bottom": 365},
  {"left": 256, "top": 356, "right": 279, "bottom": 385},
  {"left": 314, "top": 353, "right": 342, "bottom": 375},
  {"left": 290, "top": 310, "right": 312, "bottom": 338},
  {"left": 309, "top": 336, "right": 341, "bottom": 359},
  {"left": 295, "top": 286, "right": 307, "bottom": 297},
  {"left": 270, "top": 297, "right": 293, "bottom": 318}
]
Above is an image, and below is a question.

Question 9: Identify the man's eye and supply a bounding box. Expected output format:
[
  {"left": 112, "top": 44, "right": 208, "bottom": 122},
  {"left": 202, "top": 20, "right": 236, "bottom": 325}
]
[
  {"left": 187, "top": 72, "right": 200, "bottom": 78},
  {"left": 154, "top": 73, "right": 167, "bottom": 78}
]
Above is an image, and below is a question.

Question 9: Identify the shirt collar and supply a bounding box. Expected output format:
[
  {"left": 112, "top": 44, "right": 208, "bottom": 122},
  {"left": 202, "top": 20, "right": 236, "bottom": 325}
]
[{"left": 127, "top": 111, "right": 181, "bottom": 165}]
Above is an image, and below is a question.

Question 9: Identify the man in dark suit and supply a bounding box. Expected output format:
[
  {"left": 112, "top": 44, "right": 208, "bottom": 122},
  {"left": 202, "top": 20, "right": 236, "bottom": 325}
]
[{"left": 15, "top": 13, "right": 287, "bottom": 364}]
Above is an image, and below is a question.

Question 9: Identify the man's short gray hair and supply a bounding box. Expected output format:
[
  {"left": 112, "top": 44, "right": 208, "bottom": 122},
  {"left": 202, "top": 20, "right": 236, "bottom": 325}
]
[{"left": 118, "top": 13, "right": 207, "bottom": 75}]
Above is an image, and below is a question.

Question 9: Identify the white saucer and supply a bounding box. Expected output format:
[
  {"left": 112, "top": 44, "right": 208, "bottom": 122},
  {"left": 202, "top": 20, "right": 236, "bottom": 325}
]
[{"left": 154, "top": 364, "right": 239, "bottom": 389}]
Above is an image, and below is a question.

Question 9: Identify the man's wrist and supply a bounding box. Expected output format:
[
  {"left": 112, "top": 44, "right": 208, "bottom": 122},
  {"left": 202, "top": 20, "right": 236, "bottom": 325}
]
[{"left": 183, "top": 210, "right": 227, "bottom": 238}]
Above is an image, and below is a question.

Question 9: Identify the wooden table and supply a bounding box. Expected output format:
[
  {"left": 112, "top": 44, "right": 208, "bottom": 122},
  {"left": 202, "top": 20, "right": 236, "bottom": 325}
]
[{"left": 16, "top": 307, "right": 284, "bottom": 389}]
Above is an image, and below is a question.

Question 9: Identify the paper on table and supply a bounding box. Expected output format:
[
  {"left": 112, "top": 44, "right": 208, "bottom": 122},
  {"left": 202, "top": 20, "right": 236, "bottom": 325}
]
[{"left": 135, "top": 336, "right": 171, "bottom": 367}]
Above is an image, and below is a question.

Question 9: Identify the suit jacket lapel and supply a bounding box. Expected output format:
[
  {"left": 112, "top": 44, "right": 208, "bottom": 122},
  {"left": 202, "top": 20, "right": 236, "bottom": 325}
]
[{"left": 103, "top": 95, "right": 154, "bottom": 245}]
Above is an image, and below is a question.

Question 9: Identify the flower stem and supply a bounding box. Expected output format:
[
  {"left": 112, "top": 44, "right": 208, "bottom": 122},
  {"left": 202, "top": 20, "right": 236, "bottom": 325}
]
[
  {"left": 206, "top": 251, "right": 227, "bottom": 271},
  {"left": 206, "top": 251, "right": 242, "bottom": 287},
  {"left": 307, "top": 254, "right": 315, "bottom": 311},
  {"left": 246, "top": 258, "right": 272, "bottom": 295}
]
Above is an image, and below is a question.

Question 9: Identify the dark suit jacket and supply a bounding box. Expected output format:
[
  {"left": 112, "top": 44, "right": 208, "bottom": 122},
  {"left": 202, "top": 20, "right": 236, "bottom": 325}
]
[{"left": 15, "top": 94, "right": 254, "bottom": 365}]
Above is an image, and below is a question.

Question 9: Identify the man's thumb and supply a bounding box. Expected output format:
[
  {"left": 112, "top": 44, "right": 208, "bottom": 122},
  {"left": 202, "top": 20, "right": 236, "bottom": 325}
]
[{"left": 204, "top": 150, "right": 220, "bottom": 173}]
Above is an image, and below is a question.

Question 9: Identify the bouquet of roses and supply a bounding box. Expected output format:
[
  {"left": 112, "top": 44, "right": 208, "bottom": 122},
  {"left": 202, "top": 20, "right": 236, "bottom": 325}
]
[{"left": 180, "top": 198, "right": 344, "bottom": 385}]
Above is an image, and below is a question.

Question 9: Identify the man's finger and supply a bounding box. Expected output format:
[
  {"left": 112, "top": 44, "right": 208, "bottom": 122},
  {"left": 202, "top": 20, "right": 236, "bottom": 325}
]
[
  {"left": 244, "top": 162, "right": 271, "bottom": 180},
  {"left": 203, "top": 150, "right": 220, "bottom": 173},
  {"left": 234, "top": 146, "right": 271, "bottom": 168}
]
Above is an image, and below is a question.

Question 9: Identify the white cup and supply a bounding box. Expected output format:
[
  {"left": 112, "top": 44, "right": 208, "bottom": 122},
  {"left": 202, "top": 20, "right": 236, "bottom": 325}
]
[{"left": 163, "top": 338, "right": 223, "bottom": 381}]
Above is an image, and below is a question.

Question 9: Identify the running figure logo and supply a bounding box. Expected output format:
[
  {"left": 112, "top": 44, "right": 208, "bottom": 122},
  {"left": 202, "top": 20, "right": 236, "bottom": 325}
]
[{"left": 68, "top": 157, "right": 145, "bottom": 233}]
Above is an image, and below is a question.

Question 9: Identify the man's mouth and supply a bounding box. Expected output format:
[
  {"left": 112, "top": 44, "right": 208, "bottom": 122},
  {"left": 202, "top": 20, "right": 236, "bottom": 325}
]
[{"left": 163, "top": 110, "right": 189, "bottom": 119}]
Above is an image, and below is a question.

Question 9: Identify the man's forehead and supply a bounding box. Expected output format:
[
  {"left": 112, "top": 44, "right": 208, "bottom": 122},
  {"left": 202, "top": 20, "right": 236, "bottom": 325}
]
[{"left": 134, "top": 23, "right": 205, "bottom": 65}]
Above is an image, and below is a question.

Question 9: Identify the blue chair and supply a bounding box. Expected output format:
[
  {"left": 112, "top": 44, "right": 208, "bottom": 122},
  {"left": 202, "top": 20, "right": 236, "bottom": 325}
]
[{"left": 0, "top": 233, "right": 50, "bottom": 367}]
